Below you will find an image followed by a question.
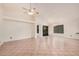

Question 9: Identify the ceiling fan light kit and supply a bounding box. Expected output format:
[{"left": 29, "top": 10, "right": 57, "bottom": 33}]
[{"left": 23, "top": 0, "right": 39, "bottom": 16}]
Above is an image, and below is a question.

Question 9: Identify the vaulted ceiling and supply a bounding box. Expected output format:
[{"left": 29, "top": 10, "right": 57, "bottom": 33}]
[{"left": 2, "top": 3, "right": 79, "bottom": 24}]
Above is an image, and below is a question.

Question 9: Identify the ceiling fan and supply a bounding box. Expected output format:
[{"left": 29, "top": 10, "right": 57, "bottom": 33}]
[{"left": 23, "top": 0, "right": 39, "bottom": 16}]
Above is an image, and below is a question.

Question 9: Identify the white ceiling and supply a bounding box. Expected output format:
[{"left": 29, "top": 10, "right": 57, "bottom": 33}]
[
  {"left": 32, "top": 3, "right": 79, "bottom": 24},
  {"left": 2, "top": 3, "right": 79, "bottom": 24}
]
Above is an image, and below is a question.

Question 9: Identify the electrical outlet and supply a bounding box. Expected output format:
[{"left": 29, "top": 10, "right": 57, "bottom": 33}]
[{"left": 10, "top": 36, "right": 13, "bottom": 39}]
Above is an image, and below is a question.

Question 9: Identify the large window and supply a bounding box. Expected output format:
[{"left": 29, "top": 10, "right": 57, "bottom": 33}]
[{"left": 54, "top": 25, "right": 64, "bottom": 33}]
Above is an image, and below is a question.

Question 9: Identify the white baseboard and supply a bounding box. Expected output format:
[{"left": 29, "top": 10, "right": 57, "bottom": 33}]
[
  {"left": 0, "top": 37, "right": 35, "bottom": 46},
  {"left": 3, "top": 36, "right": 35, "bottom": 43}
]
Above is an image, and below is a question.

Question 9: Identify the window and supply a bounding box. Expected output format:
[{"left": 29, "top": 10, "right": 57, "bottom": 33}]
[
  {"left": 37, "top": 25, "right": 39, "bottom": 33},
  {"left": 54, "top": 25, "right": 64, "bottom": 33}
]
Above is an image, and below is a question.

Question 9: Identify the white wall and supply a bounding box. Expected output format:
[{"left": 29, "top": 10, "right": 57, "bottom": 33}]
[
  {"left": 2, "top": 18, "right": 35, "bottom": 42},
  {"left": 0, "top": 4, "right": 4, "bottom": 42},
  {"left": 49, "top": 22, "right": 79, "bottom": 39},
  {"left": 0, "top": 3, "right": 79, "bottom": 42},
  {"left": 35, "top": 15, "right": 49, "bottom": 38},
  {"left": 45, "top": 4, "right": 79, "bottom": 39},
  {"left": 35, "top": 4, "right": 79, "bottom": 39},
  {"left": 0, "top": 4, "right": 35, "bottom": 42}
]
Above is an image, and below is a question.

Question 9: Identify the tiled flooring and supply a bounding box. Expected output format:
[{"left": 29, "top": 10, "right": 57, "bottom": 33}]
[{"left": 0, "top": 36, "right": 79, "bottom": 56}]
